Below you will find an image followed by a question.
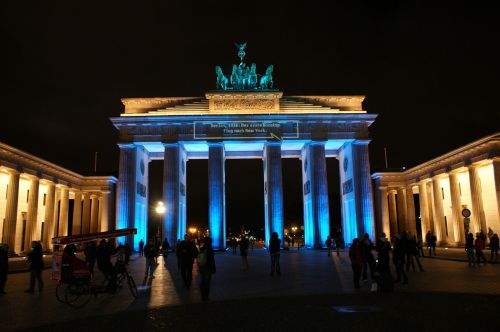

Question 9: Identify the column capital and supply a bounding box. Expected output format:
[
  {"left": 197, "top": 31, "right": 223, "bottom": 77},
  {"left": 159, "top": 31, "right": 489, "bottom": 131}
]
[
  {"left": 353, "top": 139, "right": 372, "bottom": 146},
  {"left": 162, "top": 142, "right": 179, "bottom": 148},
  {"left": 208, "top": 141, "right": 225, "bottom": 147}
]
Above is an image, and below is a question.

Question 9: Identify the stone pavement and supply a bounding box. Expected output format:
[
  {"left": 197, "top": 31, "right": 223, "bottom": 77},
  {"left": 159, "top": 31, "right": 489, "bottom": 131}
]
[{"left": 2, "top": 248, "right": 500, "bottom": 331}]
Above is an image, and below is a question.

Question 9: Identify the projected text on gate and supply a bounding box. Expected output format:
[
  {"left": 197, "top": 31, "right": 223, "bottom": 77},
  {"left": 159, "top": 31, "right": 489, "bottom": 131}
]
[{"left": 194, "top": 121, "right": 299, "bottom": 139}]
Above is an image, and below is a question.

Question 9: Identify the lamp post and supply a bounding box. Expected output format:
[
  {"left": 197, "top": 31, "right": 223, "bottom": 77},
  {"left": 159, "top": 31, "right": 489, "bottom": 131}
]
[{"left": 155, "top": 201, "right": 166, "bottom": 242}]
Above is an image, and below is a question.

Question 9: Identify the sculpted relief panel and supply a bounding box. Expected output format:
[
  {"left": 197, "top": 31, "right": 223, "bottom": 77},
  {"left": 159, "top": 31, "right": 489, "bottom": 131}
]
[{"left": 212, "top": 99, "right": 275, "bottom": 112}]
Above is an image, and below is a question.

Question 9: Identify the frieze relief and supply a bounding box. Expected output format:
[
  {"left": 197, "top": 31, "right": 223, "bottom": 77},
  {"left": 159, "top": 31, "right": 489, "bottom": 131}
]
[{"left": 213, "top": 99, "right": 275, "bottom": 111}]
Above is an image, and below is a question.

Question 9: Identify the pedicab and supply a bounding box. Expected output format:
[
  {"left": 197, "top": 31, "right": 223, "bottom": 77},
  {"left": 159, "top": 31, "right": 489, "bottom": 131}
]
[{"left": 51, "top": 228, "right": 138, "bottom": 308}]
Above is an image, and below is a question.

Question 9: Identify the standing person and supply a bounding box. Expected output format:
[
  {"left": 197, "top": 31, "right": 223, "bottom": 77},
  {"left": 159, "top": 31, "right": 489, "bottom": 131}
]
[
  {"left": 407, "top": 235, "right": 424, "bottom": 272},
  {"left": 124, "top": 243, "right": 132, "bottom": 264},
  {"left": 84, "top": 241, "right": 97, "bottom": 275},
  {"left": 392, "top": 235, "right": 408, "bottom": 284},
  {"left": 291, "top": 237, "right": 295, "bottom": 249},
  {"left": 231, "top": 238, "right": 238, "bottom": 255},
  {"left": 416, "top": 237, "right": 425, "bottom": 257},
  {"left": 239, "top": 236, "right": 250, "bottom": 271},
  {"left": 144, "top": 239, "right": 156, "bottom": 279},
  {"left": 269, "top": 232, "right": 281, "bottom": 276},
  {"left": 25, "top": 241, "right": 44, "bottom": 294},
  {"left": 487, "top": 227, "right": 494, "bottom": 245},
  {"left": 97, "top": 240, "right": 117, "bottom": 292},
  {"left": 361, "top": 234, "right": 375, "bottom": 281},
  {"left": 425, "top": 231, "right": 432, "bottom": 256},
  {"left": 375, "top": 233, "right": 393, "bottom": 292},
  {"left": 348, "top": 239, "right": 364, "bottom": 289},
  {"left": 475, "top": 233, "right": 487, "bottom": 266},
  {"left": 0, "top": 244, "right": 8, "bottom": 294},
  {"left": 139, "top": 239, "right": 144, "bottom": 257},
  {"left": 490, "top": 234, "right": 499, "bottom": 262},
  {"left": 325, "top": 236, "right": 333, "bottom": 256},
  {"left": 465, "top": 233, "right": 476, "bottom": 267},
  {"left": 197, "top": 237, "right": 216, "bottom": 301},
  {"left": 161, "top": 238, "right": 170, "bottom": 267},
  {"left": 334, "top": 229, "right": 342, "bottom": 256},
  {"left": 430, "top": 233, "right": 437, "bottom": 256},
  {"left": 178, "top": 235, "right": 198, "bottom": 288},
  {"left": 175, "top": 239, "right": 182, "bottom": 270}
]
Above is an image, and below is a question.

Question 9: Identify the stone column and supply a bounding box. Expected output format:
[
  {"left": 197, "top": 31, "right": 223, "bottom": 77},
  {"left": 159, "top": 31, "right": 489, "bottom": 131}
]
[
  {"left": 42, "top": 181, "right": 55, "bottom": 250},
  {"left": 90, "top": 194, "right": 99, "bottom": 233},
  {"left": 449, "top": 172, "right": 465, "bottom": 243},
  {"left": 431, "top": 176, "right": 447, "bottom": 244},
  {"left": 81, "top": 192, "right": 91, "bottom": 234},
  {"left": 163, "top": 143, "right": 180, "bottom": 247},
  {"left": 388, "top": 190, "right": 398, "bottom": 238},
  {"left": 406, "top": 185, "right": 417, "bottom": 236},
  {"left": 352, "top": 141, "right": 375, "bottom": 240},
  {"left": 24, "top": 176, "right": 40, "bottom": 252},
  {"left": 208, "top": 143, "right": 226, "bottom": 250},
  {"left": 3, "top": 170, "right": 20, "bottom": 254},
  {"left": 72, "top": 191, "right": 82, "bottom": 235},
  {"left": 468, "top": 165, "right": 487, "bottom": 234},
  {"left": 375, "top": 186, "right": 390, "bottom": 237},
  {"left": 494, "top": 160, "right": 500, "bottom": 224},
  {"left": 264, "top": 142, "right": 285, "bottom": 247},
  {"left": 418, "top": 181, "right": 431, "bottom": 239},
  {"left": 426, "top": 181, "right": 435, "bottom": 233},
  {"left": 116, "top": 143, "right": 137, "bottom": 245},
  {"left": 58, "top": 186, "right": 69, "bottom": 237},
  {"left": 100, "top": 191, "right": 112, "bottom": 232},
  {"left": 396, "top": 187, "right": 407, "bottom": 232},
  {"left": 52, "top": 189, "right": 60, "bottom": 239}
]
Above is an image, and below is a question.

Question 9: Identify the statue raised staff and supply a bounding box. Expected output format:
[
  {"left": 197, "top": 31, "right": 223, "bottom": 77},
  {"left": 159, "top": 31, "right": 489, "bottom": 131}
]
[
  {"left": 215, "top": 66, "right": 228, "bottom": 90},
  {"left": 260, "top": 65, "right": 274, "bottom": 89}
]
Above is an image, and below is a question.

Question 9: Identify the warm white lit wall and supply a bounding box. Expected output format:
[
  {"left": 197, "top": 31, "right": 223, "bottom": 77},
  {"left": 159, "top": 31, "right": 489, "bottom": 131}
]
[
  {"left": 0, "top": 172, "right": 9, "bottom": 242},
  {"left": 479, "top": 163, "right": 500, "bottom": 234},
  {"left": 14, "top": 176, "right": 30, "bottom": 253}
]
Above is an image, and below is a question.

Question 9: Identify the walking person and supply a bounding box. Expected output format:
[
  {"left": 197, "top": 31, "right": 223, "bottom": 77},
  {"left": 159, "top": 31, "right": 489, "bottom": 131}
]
[
  {"left": 325, "top": 236, "right": 333, "bottom": 256},
  {"left": 475, "top": 233, "right": 487, "bottom": 266},
  {"left": 144, "top": 239, "right": 156, "bottom": 279},
  {"left": 392, "top": 235, "right": 408, "bottom": 285},
  {"left": 490, "top": 233, "right": 499, "bottom": 262},
  {"left": 25, "top": 241, "right": 44, "bottom": 294},
  {"left": 348, "top": 238, "right": 364, "bottom": 289},
  {"left": 239, "top": 236, "right": 250, "bottom": 271},
  {"left": 97, "top": 239, "right": 117, "bottom": 292},
  {"left": 138, "top": 239, "right": 144, "bottom": 257},
  {"left": 361, "top": 233, "right": 375, "bottom": 281},
  {"left": 197, "top": 237, "right": 216, "bottom": 301},
  {"left": 0, "top": 244, "right": 8, "bottom": 295},
  {"left": 178, "top": 235, "right": 198, "bottom": 288},
  {"left": 465, "top": 233, "right": 476, "bottom": 267},
  {"left": 269, "top": 232, "right": 281, "bottom": 276},
  {"left": 425, "top": 231, "right": 437, "bottom": 256}
]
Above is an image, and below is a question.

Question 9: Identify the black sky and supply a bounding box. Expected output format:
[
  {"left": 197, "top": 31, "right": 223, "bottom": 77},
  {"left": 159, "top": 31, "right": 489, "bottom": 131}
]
[{"left": 1, "top": 1, "right": 499, "bottom": 231}]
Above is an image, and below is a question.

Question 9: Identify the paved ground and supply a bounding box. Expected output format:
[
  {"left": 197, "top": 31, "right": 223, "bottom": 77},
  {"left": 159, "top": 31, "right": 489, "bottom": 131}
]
[{"left": 2, "top": 248, "right": 500, "bottom": 331}]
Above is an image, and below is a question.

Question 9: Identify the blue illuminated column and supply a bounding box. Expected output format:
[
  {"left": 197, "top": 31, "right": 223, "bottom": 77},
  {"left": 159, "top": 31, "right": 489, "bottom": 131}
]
[
  {"left": 208, "top": 143, "right": 226, "bottom": 250},
  {"left": 352, "top": 140, "right": 376, "bottom": 240},
  {"left": 163, "top": 143, "right": 184, "bottom": 247},
  {"left": 301, "top": 142, "right": 330, "bottom": 249},
  {"left": 116, "top": 143, "right": 137, "bottom": 247},
  {"left": 263, "top": 142, "right": 284, "bottom": 247}
]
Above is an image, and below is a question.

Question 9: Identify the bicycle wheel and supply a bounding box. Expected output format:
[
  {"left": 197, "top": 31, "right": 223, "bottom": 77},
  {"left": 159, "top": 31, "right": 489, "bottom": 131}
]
[
  {"left": 65, "top": 281, "right": 92, "bottom": 308},
  {"left": 55, "top": 281, "right": 68, "bottom": 303},
  {"left": 127, "top": 274, "right": 138, "bottom": 298}
]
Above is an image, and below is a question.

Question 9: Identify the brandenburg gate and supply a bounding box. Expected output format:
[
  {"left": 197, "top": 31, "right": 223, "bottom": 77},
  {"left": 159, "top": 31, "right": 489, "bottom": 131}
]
[{"left": 111, "top": 44, "right": 377, "bottom": 250}]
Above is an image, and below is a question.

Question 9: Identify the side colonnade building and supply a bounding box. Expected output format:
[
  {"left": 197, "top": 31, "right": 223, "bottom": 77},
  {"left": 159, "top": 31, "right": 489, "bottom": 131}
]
[
  {"left": 372, "top": 133, "right": 500, "bottom": 245},
  {"left": 0, "top": 142, "right": 117, "bottom": 254}
]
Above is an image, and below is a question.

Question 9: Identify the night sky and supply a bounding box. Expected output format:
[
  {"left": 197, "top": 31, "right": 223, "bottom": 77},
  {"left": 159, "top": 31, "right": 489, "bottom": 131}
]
[{"left": 2, "top": 2, "right": 499, "bottom": 234}]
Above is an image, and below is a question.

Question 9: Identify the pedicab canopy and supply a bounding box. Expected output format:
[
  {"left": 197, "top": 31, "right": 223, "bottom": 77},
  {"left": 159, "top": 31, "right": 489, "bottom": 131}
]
[{"left": 51, "top": 228, "right": 137, "bottom": 245}]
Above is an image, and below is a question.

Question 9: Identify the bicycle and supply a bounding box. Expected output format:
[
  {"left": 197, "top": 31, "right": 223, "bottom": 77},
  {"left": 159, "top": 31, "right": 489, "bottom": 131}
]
[{"left": 56, "top": 262, "right": 138, "bottom": 308}]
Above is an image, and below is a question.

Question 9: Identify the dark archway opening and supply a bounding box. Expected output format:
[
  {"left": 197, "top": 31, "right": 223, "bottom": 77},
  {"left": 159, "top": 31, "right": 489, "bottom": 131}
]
[
  {"left": 326, "top": 158, "right": 342, "bottom": 235},
  {"left": 282, "top": 158, "right": 304, "bottom": 248},
  {"left": 225, "top": 159, "right": 264, "bottom": 242}
]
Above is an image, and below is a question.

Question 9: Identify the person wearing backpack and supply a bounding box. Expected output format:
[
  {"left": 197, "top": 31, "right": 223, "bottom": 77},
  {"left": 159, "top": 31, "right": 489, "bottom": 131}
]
[{"left": 197, "top": 237, "right": 216, "bottom": 301}]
